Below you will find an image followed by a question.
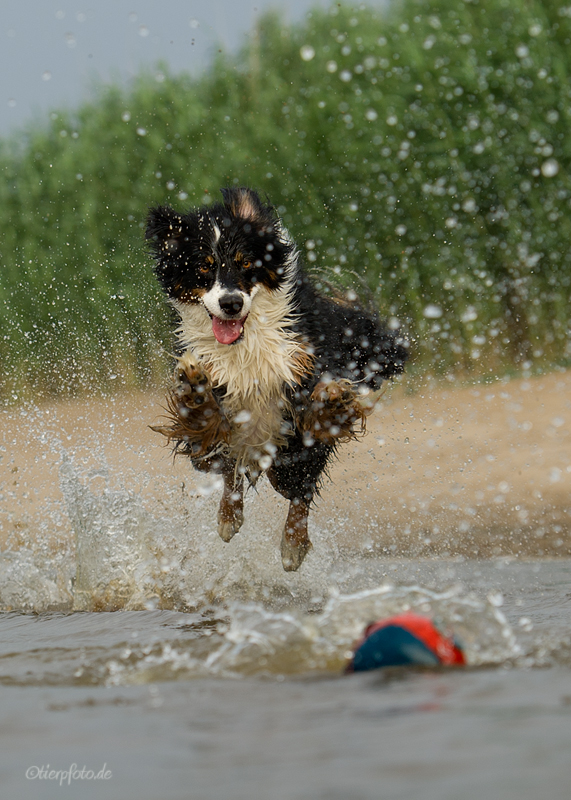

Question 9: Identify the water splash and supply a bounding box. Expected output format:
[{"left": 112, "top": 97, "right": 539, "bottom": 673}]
[
  {"left": 60, "top": 455, "right": 340, "bottom": 612},
  {"left": 0, "top": 453, "right": 563, "bottom": 687},
  {"left": 60, "top": 457, "right": 163, "bottom": 611},
  {"left": 0, "top": 548, "right": 72, "bottom": 612},
  {"left": 103, "top": 584, "right": 518, "bottom": 685}
]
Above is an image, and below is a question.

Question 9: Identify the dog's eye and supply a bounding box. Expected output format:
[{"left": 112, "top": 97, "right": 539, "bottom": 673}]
[
  {"left": 199, "top": 256, "right": 214, "bottom": 274},
  {"left": 236, "top": 252, "right": 252, "bottom": 269}
]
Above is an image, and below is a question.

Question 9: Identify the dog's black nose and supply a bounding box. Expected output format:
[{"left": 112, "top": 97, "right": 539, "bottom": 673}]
[{"left": 218, "top": 293, "right": 244, "bottom": 317}]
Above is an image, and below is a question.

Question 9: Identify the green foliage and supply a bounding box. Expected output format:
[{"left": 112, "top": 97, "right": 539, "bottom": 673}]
[{"left": 1, "top": 0, "right": 571, "bottom": 401}]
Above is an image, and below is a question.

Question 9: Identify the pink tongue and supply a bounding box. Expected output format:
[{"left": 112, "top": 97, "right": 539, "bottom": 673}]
[{"left": 212, "top": 316, "right": 245, "bottom": 345}]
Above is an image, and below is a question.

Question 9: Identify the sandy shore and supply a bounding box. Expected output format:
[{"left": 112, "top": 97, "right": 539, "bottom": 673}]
[{"left": 1, "top": 369, "right": 570, "bottom": 559}]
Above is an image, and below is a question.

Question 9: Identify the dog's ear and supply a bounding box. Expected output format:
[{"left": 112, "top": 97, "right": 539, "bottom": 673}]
[
  {"left": 220, "top": 187, "right": 267, "bottom": 222},
  {"left": 145, "top": 205, "right": 186, "bottom": 245}
]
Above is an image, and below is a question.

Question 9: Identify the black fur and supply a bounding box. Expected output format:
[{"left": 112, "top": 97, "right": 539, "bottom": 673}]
[{"left": 146, "top": 190, "right": 293, "bottom": 302}]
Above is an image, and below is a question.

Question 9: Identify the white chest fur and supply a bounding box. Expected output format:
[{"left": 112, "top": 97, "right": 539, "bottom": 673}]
[{"left": 174, "top": 285, "right": 311, "bottom": 471}]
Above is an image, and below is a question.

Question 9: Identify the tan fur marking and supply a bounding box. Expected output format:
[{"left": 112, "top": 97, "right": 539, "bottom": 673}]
[
  {"left": 226, "top": 188, "right": 260, "bottom": 221},
  {"left": 217, "top": 469, "right": 244, "bottom": 541},
  {"left": 280, "top": 499, "right": 312, "bottom": 571}
]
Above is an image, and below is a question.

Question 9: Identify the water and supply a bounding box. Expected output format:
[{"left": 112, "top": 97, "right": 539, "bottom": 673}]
[
  {"left": 1, "top": 383, "right": 571, "bottom": 798},
  {"left": 1, "top": 557, "right": 571, "bottom": 799}
]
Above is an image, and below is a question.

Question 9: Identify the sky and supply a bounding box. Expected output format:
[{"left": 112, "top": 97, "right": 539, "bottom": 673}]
[{"left": 0, "top": 0, "right": 340, "bottom": 136}]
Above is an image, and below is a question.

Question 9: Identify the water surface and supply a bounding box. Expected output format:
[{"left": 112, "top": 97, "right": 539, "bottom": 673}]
[{"left": 1, "top": 377, "right": 571, "bottom": 798}]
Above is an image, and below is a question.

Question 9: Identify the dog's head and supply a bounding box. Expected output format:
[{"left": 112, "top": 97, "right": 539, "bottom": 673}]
[{"left": 146, "top": 187, "right": 296, "bottom": 345}]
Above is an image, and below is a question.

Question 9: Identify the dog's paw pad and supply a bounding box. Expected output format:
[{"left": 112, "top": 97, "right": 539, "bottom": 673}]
[
  {"left": 173, "top": 363, "right": 212, "bottom": 408},
  {"left": 304, "top": 378, "right": 366, "bottom": 443},
  {"left": 312, "top": 379, "right": 355, "bottom": 407}
]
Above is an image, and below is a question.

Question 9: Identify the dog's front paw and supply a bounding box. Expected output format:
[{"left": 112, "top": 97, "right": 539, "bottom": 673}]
[
  {"left": 151, "top": 354, "right": 230, "bottom": 456},
  {"left": 312, "top": 378, "right": 355, "bottom": 407},
  {"left": 173, "top": 357, "right": 212, "bottom": 408},
  {"left": 303, "top": 378, "right": 366, "bottom": 444}
]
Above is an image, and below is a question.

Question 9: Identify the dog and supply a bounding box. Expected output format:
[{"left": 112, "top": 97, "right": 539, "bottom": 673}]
[{"left": 146, "top": 187, "right": 408, "bottom": 571}]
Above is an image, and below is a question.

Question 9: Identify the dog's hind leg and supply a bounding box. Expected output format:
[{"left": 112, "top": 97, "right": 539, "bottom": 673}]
[
  {"left": 218, "top": 468, "right": 244, "bottom": 543},
  {"left": 268, "top": 439, "right": 333, "bottom": 571},
  {"left": 280, "top": 497, "right": 311, "bottom": 571}
]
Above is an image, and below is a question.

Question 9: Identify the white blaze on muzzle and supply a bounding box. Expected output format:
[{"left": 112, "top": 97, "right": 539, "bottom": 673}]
[{"left": 202, "top": 281, "right": 258, "bottom": 344}]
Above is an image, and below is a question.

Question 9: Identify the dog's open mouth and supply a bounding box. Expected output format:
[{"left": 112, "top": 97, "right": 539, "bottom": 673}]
[{"left": 212, "top": 315, "right": 247, "bottom": 345}]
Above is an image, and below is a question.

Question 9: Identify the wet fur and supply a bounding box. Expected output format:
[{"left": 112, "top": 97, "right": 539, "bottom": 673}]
[{"left": 147, "top": 187, "right": 408, "bottom": 570}]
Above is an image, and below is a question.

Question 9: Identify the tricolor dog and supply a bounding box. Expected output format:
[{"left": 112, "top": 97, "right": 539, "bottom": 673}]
[{"left": 146, "top": 187, "right": 408, "bottom": 571}]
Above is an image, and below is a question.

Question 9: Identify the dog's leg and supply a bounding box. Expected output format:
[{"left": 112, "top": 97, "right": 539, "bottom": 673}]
[
  {"left": 152, "top": 355, "right": 230, "bottom": 457},
  {"left": 267, "top": 379, "right": 365, "bottom": 571},
  {"left": 217, "top": 468, "right": 244, "bottom": 542},
  {"left": 153, "top": 356, "right": 247, "bottom": 544},
  {"left": 280, "top": 497, "right": 311, "bottom": 571},
  {"left": 303, "top": 378, "right": 367, "bottom": 445},
  {"left": 267, "top": 439, "right": 332, "bottom": 572}
]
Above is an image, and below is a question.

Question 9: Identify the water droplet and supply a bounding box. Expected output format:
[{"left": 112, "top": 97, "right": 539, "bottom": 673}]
[
  {"left": 550, "top": 467, "right": 562, "bottom": 483},
  {"left": 541, "top": 158, "right": 559, "bottom": 177},
  {"left": 300, "top": 45, "right": 315, "bottom": 61},
  {"left": 461, "top": 307, "right": 478, "bottom": 323},
  {"left": 423, "top": 304, "right": 443, "bottom": 319},
  {"left": 487, "top": 591, "right": 504, "bottom": 607}
]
